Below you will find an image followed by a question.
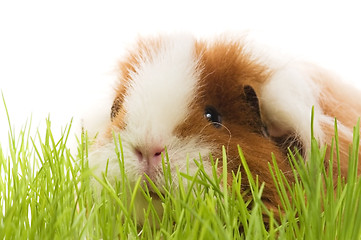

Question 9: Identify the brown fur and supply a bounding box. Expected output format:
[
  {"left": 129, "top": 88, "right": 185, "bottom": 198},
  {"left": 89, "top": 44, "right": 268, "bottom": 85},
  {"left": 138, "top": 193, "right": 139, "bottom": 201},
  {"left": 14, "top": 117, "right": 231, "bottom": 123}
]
[
  {"left": 309, "top": 65, "right": 361, "bottom": 178},
  {"left": 175, "top": 40, "right": 293, "bottom": 213}
]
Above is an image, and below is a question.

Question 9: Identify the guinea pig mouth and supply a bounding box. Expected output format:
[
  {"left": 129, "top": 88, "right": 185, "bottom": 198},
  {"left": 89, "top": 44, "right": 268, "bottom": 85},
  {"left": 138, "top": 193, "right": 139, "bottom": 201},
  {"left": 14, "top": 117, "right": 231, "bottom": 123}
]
[
  {"left": 142, "top": 174, "right": 165, "bottom": 199},
  {"left": 145, "top": 184, "right": 165, "bottom": 201},
  {"left": 148, "top": 190, "right": 162, "bottom": 200}
]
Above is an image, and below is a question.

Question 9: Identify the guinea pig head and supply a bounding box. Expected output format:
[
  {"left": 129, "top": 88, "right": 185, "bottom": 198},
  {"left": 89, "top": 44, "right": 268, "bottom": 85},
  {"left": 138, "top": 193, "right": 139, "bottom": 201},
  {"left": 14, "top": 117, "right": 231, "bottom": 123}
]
[{"left": 89, "top": 35, "right": 294, "bottom": 214}]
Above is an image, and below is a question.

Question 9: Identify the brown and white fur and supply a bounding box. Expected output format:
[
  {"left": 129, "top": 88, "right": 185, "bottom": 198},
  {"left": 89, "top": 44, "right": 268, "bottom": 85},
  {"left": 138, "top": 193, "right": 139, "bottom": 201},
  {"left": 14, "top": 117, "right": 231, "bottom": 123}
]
[{"left": 88, "top": 34, "right": 361, "bottom": 223}]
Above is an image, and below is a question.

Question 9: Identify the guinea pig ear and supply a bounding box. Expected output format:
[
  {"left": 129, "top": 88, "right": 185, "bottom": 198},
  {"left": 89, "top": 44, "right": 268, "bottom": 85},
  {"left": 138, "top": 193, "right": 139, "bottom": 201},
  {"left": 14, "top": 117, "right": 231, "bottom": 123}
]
[
  {"left": 110, "top": 97, "right": 122, "bottom": 120},
  {"left": 243, "top": 85, "right": 261, "bottom": 119},
  {"left": 243, "top": 85, "right": 269, "bottom": 137}
]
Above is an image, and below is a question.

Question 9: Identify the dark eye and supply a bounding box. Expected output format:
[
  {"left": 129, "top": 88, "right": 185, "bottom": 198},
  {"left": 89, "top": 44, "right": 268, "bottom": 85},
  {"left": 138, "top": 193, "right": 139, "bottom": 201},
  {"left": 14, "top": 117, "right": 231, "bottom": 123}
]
[{"left": 204, "top": 105, "right": 222, "bottom": 128}]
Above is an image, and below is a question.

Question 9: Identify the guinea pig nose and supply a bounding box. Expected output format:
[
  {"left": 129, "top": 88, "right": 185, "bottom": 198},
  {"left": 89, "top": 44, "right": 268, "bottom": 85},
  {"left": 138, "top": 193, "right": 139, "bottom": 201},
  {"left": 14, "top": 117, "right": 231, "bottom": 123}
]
[{"left": 134, "top": 147, "right": 165, "bottom": 166}]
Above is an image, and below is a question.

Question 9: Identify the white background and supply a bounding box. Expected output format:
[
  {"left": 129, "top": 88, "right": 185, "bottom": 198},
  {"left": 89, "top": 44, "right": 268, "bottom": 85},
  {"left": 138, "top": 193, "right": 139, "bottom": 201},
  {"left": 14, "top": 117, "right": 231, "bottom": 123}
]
[{"left": 1, "top": 0, "right": 361, "bottom": 151}]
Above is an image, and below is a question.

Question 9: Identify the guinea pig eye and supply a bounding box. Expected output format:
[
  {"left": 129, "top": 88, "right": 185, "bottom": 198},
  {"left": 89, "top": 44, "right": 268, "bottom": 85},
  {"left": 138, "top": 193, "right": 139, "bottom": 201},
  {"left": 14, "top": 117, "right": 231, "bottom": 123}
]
[{"left": 204, "top": 105, "right": 222, "bottom": 128}]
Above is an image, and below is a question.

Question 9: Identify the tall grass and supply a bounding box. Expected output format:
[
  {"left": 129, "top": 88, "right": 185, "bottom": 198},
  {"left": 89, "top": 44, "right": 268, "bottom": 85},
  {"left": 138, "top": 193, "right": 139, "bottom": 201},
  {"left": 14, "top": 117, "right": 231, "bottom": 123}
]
[{"left": 1, "top": 102, "right": 361, "bottom": 239}]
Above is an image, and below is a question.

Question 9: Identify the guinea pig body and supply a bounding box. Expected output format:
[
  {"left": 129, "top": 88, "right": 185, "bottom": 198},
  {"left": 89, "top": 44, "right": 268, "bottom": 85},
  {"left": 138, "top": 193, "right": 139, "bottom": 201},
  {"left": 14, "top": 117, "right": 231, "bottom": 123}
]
[{"left": 88, "top": 34, "right": 361, "bottom": 222}]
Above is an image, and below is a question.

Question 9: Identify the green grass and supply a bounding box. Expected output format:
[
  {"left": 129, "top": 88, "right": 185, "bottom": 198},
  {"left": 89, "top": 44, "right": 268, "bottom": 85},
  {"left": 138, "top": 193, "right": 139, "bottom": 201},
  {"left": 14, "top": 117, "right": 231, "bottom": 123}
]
[{"left": 1, "top": 103, "right": 361, "bottom": 239}]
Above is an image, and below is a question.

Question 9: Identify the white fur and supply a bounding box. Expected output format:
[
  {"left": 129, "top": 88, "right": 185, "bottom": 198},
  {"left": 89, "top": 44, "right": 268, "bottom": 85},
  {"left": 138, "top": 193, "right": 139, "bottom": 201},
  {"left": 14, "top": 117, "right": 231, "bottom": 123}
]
[
  {"left": 247, "top": 37, "right": 326, "bottom": 159},
  {"left": 123, "top": 35, "right": 199, "bottom": 147},
  {"left": 260, "top": 62, "right": 324, "bottom": 157}
]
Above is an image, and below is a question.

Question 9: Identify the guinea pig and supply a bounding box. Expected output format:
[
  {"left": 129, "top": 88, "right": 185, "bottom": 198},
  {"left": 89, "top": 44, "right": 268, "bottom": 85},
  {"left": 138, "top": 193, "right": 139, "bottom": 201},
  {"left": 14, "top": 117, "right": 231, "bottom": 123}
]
[{"left": 88, "top": 34, "right": 361, "bottom": 223}]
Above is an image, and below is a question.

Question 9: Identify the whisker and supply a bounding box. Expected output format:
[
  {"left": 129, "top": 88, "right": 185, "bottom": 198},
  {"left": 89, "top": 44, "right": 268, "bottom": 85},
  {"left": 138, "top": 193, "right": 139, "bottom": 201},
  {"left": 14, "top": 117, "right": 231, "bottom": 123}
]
[{"left": 199, "top": 122, "right": 232, "bottom": 157}]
